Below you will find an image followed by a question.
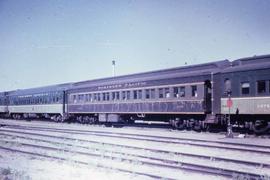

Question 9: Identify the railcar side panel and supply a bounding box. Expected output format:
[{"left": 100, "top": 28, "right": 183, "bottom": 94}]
[
  {"left": 221, "top": 97, "right": 270, "bottom": 114},
  {"left": 220, "top": 68, "right": 270, "bottom": 115},
  {"left": 0, "top": 106, "right": 8, "bottom": 113},
  {"left": 8, "top": 104, "right": 64, "bottom": 115},
  {"left": 68, "top": 100, "right": 205, "bottom": 114}
]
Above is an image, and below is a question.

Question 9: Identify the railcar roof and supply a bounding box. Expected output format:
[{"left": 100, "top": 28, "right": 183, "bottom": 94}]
[
  {"left": 222, "top": 54, "right": 270, "bottom": 73},
  {"left": 71, "top": 59, "right": 229, "bottom": 89},
  {"left": 8, "top": 83, "right": 73, "bottom": 96}
]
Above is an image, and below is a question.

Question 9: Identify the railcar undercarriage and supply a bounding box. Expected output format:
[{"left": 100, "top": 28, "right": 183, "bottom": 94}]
[{"left": 3, "top": 112, "right": 270, "bottom": 134}]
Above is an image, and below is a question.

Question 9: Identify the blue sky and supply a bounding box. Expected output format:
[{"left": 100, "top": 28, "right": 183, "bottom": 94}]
[{"left": 0, "top": 0, "right": 270, "bottom": 91}]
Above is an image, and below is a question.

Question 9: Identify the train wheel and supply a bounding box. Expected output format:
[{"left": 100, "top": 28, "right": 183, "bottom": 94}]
[
  {"left": 57, "top": 115, "right": 64, "bottom": 123},
  {"left": 193, "top": 121, "right": 202, "bottom": 132},
  {"left": 253, "top": 120, "right": 269, "bottom": 135}
]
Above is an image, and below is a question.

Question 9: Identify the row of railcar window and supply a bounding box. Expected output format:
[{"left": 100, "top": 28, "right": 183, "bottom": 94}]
[
  {"left": 70, "top": 85, "right": 199, "bottom": 104},
  {"left": 0, "top": 97, "right": 6, "bottom": 105},
  {"left": 9, "top": 92, "right": 63, "bottom": 105},
  {"left": 224, "top": 79, "right": 270, "bottom": 96},
  {"left": 240, "top": 80, "right": 270, "bottom": 95}
]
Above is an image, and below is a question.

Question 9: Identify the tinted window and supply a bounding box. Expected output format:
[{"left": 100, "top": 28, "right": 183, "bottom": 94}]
[
  {"left": 224, "top": 78, "right": 231, "bottom": 93},
  {"left": 257, "top": 80, "right": 266, "bottom": 93},
  {"left": 121, "top": 91, "right": 126, "bottom": 100},
  {"left": 93, "top": 93, "right": 97, "bottom": 101},
  {"left": 115, "top": 92, "right": 120, "bottom": 100},
  {"left": 173, "top": 87, "right": 185, "bottom": 98},
  {"left": 126, "top": 91, "right": 130, "bottom": 100},
  {"left": 105, "top": 93, "right": 109, "bottom": 101},
  {"left": 241, "top": 82, "right": 250, "bottom": 95},
  {"left": 158, "top": 88, "right": 164, "bottom": 98},
  {"left": 150, "top": 89, "right": 155, "bottom": 99},
  {"left": 145, "top": 89, "right": 150, "bottom": 99},
  {"left": 133, "top": 90, "right": 138, "bottom": 99},
  {"left": 112, "top": 92, "right": 116, "bottom": 100},
  {"left": 138, "top": 90, "right": 142, "bottom": 99},
  {"left": 173, "top": 87, "right": 178, "bottom": 98},
  {"left": 101, "top": 93, "right": 105, "bottom": 101},
  {"left": 180, "top": 87, "right": 185, "bottom": 97},
  {"left": 191, "top": 86, "right": 197, "bottom": 97},
  {"left": 165, "top": 88, "right": 170, "bottom": 98}
]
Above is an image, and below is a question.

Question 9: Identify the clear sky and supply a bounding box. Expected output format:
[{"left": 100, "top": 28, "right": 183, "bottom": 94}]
[{"left": 0, "top": 0, "right": 270, "bottom": 91}]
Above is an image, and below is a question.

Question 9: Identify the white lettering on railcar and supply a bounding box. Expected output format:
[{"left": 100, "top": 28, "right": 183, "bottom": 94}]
[
  {"left": 98, "top": 82, "right": 147, "bottom": 90},
  {"left": 257, "top": 103, "right": 270, "bottom": 109}
]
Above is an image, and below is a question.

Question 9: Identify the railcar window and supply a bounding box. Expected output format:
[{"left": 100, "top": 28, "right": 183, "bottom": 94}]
[
  {"left": 44, "top": 96, "right": 47, "bottom": 104},
  {"left": 116, "top": 92, "right": 119, "bottom": 100},
  {"left": 191, "top": 86, "right": 197, "bottom": 97},
  {"left": 180, "top": 87, "right": 185, "bottom": 97},
  {"left": 122, "top": 91, "right": 126, "bottom": 100},
  {"left": 112, "top": 92, "right": 119, "bottom": 100},
  {"left": 133, "top": 90, "right": 138, "bottom": 99},
  {"left": 126, "top": 91, "right": 130, "bottom": 100},
  {"left": 112, "top": 92, "right": 115, "bottom": 100},
  {"left": 224, "top": 78, "right": 231, "bottom": 93},
  {"left": 145, "top": 89, "right": 150, "bottom": 99},
  {"left": 98, "top": 93, "right": 101, "bottom": 101},
  {"left": 165, "top": 88, "right": 170, "bottom": 98},
  {"left": 78, "top": 94, "right": 83, "bottom": 102},
  {"left": 116, "top": 92, "right": 120, "bottom": 100},
  {"left": 105, "top": 92, "right": 110, "bottom": 101},
  {"left": 241, "top": 82, "right": 250, "bottom": 95},
  {"left": 257, "top": 80, "right": 266, "bottom": 94},
  {"left": 158, "top": 88, "right": 164, "bottom": 98},
  {"left": 93, "top": 93, "right": 97, "bottom": 101},
  {"left": 89, "top": 94, "right": 92, "bottom": 101},
  {"left": 138, "top": 90, "right": 142, "bottom": 99},
  {"left": 58, "top": 94, "right": 62, "bottom": 103},
  {"left": 173, "top": 87, "right": 178, "bottom": 98},
  {"left": 89, "top": 94, "right": 93, "bottom": 101},
  {"left": 150, "top": 89, "right": 155, "bottom": 99}
]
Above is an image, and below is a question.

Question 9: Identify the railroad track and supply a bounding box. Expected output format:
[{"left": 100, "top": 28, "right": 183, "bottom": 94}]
[
  {"left": 2, "top": 123, "right": 270, "bottom": 155},
  {"left": 0, "top": 145, "right": 170, "bottom": 180},
  {"left": 0, "top": 127, "right": 269, "bottom": 179}
]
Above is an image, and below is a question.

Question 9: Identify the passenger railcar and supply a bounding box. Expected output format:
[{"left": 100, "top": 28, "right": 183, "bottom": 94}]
[
  {"left": 0, "top": 92, "right": 8, "bottom": 116},
  {"left": 7, "top": 83, "right": 71, "bottom": 121},
  {"left": 220, "top": 55, "right": 270, "bottom": 133},
  {"left": 67, "top": 60, "right": 230, "bottom": 127}
]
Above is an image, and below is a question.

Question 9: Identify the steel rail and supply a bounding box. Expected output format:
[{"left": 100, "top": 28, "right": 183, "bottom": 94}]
[
  {"left": 2, "top": 123, "right": 270, "bottom": 149},
  {"left": 0, "top": 129, "right": 269, "bottom": 169},
  {"left": 0, "top": 139, "right": 263, "bottom": 180},
  {"left": 3, "top": 125, "right": 270, "bottom": 155}
]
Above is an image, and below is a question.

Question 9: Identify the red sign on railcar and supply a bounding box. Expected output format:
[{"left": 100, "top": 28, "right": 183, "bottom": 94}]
[{"left": 227, "top": 98, "right": 233, "bottom": 108}]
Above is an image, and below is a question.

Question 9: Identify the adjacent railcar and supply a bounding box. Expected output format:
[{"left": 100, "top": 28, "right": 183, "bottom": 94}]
[
  {"left": 7, "top": 83, "right": 71, "bottom": 121},
  {"left": 67, "top": 60, "right": 230, "bottom": 126},
  {"left": 220, "top": 55, "right": 270, "bottom": 133},
  {"left": 0, "top": 92, "right": 8, "bottom": 117}
]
